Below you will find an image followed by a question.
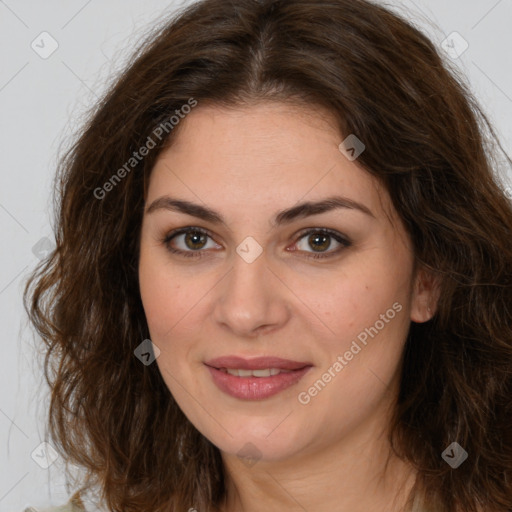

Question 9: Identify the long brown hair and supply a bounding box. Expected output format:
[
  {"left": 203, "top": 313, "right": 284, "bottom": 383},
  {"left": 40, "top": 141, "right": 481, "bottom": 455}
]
[{"left": 23, "top": 0, "right": 512, "bottom": 510}]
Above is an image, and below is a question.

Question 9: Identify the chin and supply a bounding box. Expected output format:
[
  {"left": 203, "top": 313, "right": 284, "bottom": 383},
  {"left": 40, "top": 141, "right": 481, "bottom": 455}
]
[{"left": 202, "top": 419, "right": 307, "bottom": 463}]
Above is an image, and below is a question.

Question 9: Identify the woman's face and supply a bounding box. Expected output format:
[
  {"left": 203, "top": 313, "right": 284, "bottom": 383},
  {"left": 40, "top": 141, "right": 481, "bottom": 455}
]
[{"left": 138, "top": 101, "right": 433, "bottom": 465}]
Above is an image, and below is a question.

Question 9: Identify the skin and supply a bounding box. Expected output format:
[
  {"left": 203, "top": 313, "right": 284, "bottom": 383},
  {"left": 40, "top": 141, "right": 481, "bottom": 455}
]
[{"left": 138, "top": 101, "right": 439, "bottom": 512}]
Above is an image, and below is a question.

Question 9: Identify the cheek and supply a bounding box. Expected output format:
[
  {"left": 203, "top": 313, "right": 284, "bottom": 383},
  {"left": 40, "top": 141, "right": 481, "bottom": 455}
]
[
  {"left": 297, "top": 252, "right": 413, "bottom": 412},
  {"left": 139, "top": 263, "right": 199, "bottom": 394},
  {"left": 304, "top": 256, "right": 411, "bottom": 345},
  {"left": 298, "top": 291, "right": 409, "bottom": 437},
  {"left": 138, "top": 247, "right": 189, "bottom": 340},
  {"left": 331, "top": 274, "right": 410, "bottom": 376}
]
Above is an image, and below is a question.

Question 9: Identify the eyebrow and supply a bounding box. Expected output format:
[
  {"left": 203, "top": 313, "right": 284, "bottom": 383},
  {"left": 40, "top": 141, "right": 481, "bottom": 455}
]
[{"left": 145, "top": 195, "right": 375, "bottom": 226}]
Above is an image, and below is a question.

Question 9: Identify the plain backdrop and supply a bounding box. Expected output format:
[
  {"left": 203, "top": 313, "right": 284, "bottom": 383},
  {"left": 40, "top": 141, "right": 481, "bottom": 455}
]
[{"left": 1, "top": 0, "right": 511, "bottom": 510}]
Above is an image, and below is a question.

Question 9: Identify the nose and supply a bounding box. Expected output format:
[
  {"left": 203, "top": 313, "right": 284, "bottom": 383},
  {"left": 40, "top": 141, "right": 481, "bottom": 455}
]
[{"left": 212, "top": 250, "right": 291, "bottom": 338}]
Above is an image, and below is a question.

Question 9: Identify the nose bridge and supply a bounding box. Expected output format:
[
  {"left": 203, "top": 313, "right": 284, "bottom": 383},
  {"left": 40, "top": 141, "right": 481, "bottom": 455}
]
[{"left": 213, "top": 247, "right": 289, "bottom": 336}]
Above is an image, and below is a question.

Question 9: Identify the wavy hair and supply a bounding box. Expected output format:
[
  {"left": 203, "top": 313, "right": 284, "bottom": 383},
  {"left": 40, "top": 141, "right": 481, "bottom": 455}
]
[{"left": 23, "top": 0, "right": 512, "bottom": 510}]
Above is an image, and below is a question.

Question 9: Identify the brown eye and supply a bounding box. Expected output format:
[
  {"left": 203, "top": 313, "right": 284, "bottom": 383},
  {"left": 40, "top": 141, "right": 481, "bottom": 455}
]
[
  {"left": 307, "top": 233, "right": 331, "bottom": 252},
  {"left": 293, "top": 229, "right": 352, "bottom": 259},
  {"left": 162, "top": 227, "right": 220, "bottom": 259},
  {"left": 183, "top": 230, "right": 208, "bottom": 250}
]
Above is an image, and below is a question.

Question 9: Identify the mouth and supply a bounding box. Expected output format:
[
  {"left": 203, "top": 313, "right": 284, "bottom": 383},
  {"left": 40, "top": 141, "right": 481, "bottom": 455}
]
[
  {"left": 216, "top": 367, "right": 294, "bottom": 377},
  {"left": 204, "top": 356, "right": 313, "bottom": 400}
]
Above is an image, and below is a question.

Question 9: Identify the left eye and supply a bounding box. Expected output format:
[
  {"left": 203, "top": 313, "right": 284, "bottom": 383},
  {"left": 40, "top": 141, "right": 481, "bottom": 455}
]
[
  {"left": 291, "top": 229, "right": 352, "bottom": 259},
  {"left": 162, "top": 227, "right": 351, "bottom": 260}
]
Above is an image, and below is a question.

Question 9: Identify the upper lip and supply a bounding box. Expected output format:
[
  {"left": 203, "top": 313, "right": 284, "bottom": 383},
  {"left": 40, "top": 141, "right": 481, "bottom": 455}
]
[{"left": 205, "top": 356, "right": 312, "bottom": 371}]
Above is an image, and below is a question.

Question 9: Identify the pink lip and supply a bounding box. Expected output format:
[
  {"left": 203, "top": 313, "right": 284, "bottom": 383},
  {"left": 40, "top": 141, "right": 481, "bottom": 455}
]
[
  {"left": 204, "top": 356, "right": 312, "bottom": 400},
  {"left": 205, "top": 356, "right": 311, "bottom": 370}
]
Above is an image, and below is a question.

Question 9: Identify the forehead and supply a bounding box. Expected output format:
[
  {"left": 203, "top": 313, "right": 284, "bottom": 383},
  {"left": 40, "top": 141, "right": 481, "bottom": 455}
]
[
  {"left": 163, "top": 101, "right": 341, "bottom": 162},
  {"left": 147, "top": 102, "right": 392, "bottom": 222}
]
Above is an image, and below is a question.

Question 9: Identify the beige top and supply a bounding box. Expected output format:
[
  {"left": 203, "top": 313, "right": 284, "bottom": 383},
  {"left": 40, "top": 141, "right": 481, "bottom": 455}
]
[
  {"left": 23, "top": 506, "right": 84, "bottom": 512},
  {"left": 22, "top": 491, "right": 431, "bottom": 511},
  {"left": 22, "top": 494, "right": 87, "bottom": 512},
  {"left": 22, "top": 504, "right": 430, "bottom": 512}
]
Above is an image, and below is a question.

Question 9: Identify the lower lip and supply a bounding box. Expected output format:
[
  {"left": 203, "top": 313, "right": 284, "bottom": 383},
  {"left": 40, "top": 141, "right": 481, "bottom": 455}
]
[{"left": 205, "top": 365, "right": 312, "bottom": 400}]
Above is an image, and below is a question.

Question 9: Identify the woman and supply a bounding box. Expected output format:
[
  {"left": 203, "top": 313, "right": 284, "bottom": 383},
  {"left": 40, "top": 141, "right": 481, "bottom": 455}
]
[{"left": 23, "top": 0, "right": 512, "bottom": 511}]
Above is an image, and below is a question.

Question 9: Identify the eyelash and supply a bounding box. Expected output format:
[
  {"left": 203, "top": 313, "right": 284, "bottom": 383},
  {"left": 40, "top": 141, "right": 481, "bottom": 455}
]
[{"left": 161, "top": 227, "right": 352, "bottom": 260}]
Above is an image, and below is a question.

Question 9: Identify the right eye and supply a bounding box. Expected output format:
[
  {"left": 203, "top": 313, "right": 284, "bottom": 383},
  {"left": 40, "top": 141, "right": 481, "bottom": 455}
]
[{"left": 162, "top": 227, "right": 222, "bottom": 259}]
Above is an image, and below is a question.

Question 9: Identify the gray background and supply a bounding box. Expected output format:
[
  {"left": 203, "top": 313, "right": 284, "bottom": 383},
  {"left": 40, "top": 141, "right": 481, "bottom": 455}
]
[{"left": 1, "top": 0, "right": 511, "bottom": 510}]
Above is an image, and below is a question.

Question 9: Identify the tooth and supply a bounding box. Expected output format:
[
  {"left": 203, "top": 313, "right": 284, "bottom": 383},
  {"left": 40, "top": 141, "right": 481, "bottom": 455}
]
[
  {"left": 223, "top": 368, "right": 294, "bottom": 377},
  {"left": 252, "top": 369, "right": 271, "bottom": 377}
]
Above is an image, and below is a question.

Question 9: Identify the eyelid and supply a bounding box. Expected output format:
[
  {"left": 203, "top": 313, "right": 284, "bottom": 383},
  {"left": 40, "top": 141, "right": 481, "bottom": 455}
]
[
  {"left": 161, "top": 226, "right": 352, "bottom": 260},
  {"left": 162, "top": 226, "right": 217, "bottom": 244},
  {"left": 161, "top": 226, "right": 220, "bottom": 257},
  {"left": 290, "top": 227, "right": 352, "bottom": 259}
]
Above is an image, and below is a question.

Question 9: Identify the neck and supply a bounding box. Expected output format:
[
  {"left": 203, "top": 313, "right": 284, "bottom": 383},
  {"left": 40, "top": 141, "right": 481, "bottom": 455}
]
[{"left": 218, "top": 412, "right": 417, "bottom": 512}]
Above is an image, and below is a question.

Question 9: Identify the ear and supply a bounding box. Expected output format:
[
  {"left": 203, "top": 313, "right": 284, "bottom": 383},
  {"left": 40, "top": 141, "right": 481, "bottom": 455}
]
[{"left": 410, "top": 266, "right": 441, "bottom": 323}]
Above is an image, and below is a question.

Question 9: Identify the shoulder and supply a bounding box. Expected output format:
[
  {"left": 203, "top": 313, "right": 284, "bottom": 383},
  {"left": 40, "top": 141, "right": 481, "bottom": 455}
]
[
  {"left": 22, "top": 490, "right": 88, "bottom": 512},
  {"left": 22, "top": 500, "right": 87, "bottom": 512}
]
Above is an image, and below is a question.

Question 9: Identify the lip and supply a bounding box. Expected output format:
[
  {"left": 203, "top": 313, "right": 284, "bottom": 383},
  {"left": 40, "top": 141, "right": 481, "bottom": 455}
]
[
  {"left": 205, "top": 356, "right": 311, "bottom": 371},
  {"left": 204, "top": 356, "right": 313, "bottom": 400}
]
